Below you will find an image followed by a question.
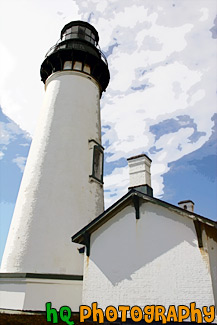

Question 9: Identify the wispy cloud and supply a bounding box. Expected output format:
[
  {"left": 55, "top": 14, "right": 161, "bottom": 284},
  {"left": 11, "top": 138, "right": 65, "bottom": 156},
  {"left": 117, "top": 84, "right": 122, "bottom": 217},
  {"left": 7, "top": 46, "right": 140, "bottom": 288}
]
[
  {"left": 12, "top": 156, "right": 27, "bottom": 172},
  {"left": 0, "top": 107, "right": 31, "bottom": 198},
  {"left": 0, "top": 152, "right": 4, "bottom": 160}
]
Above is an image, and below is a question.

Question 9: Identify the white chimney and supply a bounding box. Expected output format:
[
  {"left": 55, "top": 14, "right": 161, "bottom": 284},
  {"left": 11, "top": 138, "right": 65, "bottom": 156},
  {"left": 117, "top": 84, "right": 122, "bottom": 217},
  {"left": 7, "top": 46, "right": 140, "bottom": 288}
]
[
  {"left": 127, "top": 154, "right": 153, "bottom": 196},
  {"left": 178, "top": 200, "right": 195, "bottom": 212}
]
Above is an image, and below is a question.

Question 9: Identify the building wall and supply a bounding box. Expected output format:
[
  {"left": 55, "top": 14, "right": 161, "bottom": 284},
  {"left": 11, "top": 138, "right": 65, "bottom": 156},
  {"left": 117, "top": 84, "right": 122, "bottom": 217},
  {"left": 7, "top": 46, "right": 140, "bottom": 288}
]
[
  {"left": 0, "top": 277, "right": 82, "bottom": 311},
  {"left": 82, "top": 202, "right": 215, "bottom": 310},
  {"left": 204, "top": 224, "right": 217, "bottom": 308}
]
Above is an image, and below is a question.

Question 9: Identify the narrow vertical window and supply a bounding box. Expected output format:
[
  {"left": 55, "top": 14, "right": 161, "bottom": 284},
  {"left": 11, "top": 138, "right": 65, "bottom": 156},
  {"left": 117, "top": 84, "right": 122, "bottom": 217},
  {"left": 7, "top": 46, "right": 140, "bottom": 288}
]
[
  {"left": 93, "top": 145, "right": 103, "bottom": 182},
  {"left": 89, "top": 140, "right": 104, "bottom": 184}
]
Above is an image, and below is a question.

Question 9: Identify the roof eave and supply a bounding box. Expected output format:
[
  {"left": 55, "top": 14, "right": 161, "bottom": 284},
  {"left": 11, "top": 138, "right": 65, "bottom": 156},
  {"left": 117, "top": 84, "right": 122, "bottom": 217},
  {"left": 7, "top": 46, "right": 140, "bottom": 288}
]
[{"left": 71, "top": 190, "right": 217, "bottom": 244}]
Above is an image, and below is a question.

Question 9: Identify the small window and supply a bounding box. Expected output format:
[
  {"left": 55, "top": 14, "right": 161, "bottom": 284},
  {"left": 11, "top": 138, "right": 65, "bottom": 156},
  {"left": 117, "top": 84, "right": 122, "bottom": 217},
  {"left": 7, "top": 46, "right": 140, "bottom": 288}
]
[
  {"left": 73, "top": 61, "right": 82, "bottom": 71},
  {"left": 63, "top": 61, "right": 72, "bottom": 70},
  {"left": 86, "top": 28, "right": 92, "bottom": 36},
  {"left": 83, "top": 64, "right": 91, "bottom": 74},
  {"left": 58, "top": 44, "right": 66, "bottom": 50},
  {"left": 85, "top": 35, "right": 91, "bottom": 43},
  {"left": 91, "top": 145, "right": 104, "bottom": 183},
  {"left": 78, "top": 26, "right": 85, "bottom": 38},
  {"left": 70, "top": 33, "right": 77, "bottom": 40},
  {"left": 65, "top": 33, "right": 71, "bottom": 40},
  {"left": 184, "top": 205, "right": 187, "bottom": 210},
  {"left": 71, "top": 26, "right": 78, "bottom": 32}
]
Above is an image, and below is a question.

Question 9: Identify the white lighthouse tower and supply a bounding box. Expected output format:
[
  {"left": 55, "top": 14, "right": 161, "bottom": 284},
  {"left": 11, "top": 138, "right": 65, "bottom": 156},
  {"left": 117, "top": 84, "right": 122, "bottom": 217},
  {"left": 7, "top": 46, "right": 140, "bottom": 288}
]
[{"left": 0, "top": 21, "right": 109, "bottom": 311}]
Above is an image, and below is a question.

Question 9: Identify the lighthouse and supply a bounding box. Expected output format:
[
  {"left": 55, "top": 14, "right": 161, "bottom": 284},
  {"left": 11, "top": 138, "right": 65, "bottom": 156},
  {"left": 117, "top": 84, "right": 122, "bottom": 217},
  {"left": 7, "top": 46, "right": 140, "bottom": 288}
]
[{"left": 0, "top": 21, "right": 109, "bottom": 311}]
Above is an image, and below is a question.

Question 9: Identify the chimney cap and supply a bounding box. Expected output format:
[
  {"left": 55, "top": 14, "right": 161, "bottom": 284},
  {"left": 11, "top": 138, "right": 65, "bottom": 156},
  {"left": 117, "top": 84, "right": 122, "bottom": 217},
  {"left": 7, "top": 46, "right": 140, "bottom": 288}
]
[
  {"left": 178, "top": 200, "right": 195, "bottom": 213},
  {"left": 178, "top": 200, "right": 195, "bottom": 205},
  {"left": 127, "top": 153, "right": 152, "bottom": 162}
]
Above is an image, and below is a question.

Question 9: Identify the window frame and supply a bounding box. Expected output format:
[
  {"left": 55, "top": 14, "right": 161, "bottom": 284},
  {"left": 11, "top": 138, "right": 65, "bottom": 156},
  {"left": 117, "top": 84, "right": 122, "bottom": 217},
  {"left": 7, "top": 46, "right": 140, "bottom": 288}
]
[{"left": 89, "top": 140, "right": 104, "bottom": 184}]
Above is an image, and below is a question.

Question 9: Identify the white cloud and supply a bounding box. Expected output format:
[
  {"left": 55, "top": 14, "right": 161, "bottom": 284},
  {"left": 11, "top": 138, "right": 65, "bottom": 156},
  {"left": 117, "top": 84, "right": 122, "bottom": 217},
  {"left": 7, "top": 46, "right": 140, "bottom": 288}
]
[
  {"left": 12, "top": 156, "right": 27, "bottom": 172},
  {"left": 0, "top": 152, "right": 4, "bottom": 160},
  {"left": 199, "top": 8, "right": 209, "bottom": 22},
  {"left": 104, "top": 166, "right": 129, "bottom": 207},
  {"left": 0, "top": 118, "right": 31, "bottom": 168},
  {"left": 0, "top": 122, "right": 14, "bottom": 145},
  {"left": 0, "top": 120, "right": 30, "bottom": 146},
  {"left": 0, "top": 43, "right": 15, "bottom": 88}
]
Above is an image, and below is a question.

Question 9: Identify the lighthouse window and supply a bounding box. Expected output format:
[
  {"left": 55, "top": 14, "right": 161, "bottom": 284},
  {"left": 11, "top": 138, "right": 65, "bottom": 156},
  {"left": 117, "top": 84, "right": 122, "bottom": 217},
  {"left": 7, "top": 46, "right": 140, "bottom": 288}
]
[
  {"left": 78, "top": 26, "right": 85, "bottom": 39},
  {"left": 65, "top": 34, "right": 71, "bottom": 40},
  {"left": 84, "top": 28, "right": 95, "bottom": 44},
  {"left": 92, "top": 145, "right": 104, "bottom": 183},
  {"left": 86, "top": 28, "right": 92, "bottom": 36},
  {"left": 83, "top": 64, "right": 91, "bottom": 74},
  {"left": 58, "top": 45, "right": 66, "bottom": 49},
  {"left": 91, "top": 32, "right": 95, "bottom": 41},
  {"left": 63, "top": 26, "right": 79, "bottom": 41},
  {"left": 63, "top": 61, "right": 72, "bottom": 70},
  {"left": 71, "top": 26, "right": 78, "bottom": 33},
  {"left": 85, "top": 35, "right": 91, "bottom": 43},
  {"left": 73, "top": 61, "right": 82, "bottom": 71}
]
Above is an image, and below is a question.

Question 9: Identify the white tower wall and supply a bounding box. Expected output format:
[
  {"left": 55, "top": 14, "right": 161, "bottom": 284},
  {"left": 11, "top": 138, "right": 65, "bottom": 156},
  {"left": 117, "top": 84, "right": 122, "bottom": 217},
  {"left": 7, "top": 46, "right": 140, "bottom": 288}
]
[{"left": 1, "top": 71, "right": 104, "bottom": 275}]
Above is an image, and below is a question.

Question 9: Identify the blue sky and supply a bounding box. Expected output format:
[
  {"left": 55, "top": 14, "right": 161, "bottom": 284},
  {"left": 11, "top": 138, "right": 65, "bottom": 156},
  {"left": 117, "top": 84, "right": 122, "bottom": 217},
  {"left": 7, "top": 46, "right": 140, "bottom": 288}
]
[{"left": 0, "top": 0, "right": 217, "bottom": 263}]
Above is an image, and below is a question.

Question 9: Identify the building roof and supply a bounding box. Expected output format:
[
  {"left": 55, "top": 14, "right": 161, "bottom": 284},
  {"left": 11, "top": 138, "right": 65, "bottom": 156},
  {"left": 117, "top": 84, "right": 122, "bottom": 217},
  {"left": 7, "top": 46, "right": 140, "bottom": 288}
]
[{"left": 71, "top": 189, "right": 217, "bottom": 246}]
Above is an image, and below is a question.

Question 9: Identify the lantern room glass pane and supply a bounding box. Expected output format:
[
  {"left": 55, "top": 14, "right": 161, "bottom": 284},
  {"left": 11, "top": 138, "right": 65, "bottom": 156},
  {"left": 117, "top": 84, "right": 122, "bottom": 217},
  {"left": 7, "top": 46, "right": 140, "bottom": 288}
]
[
  {"left": 86, "top": 28, "right": 91, "bottom": 36},
  {"left": 78, "top": 26, "right": 85, "bottom": 38},
  {"left": 85, "top": 35, "right": 91, "bottom": 42},
  {"left": 65, "top": 34, "right": 71, "bottom": 40},
  {"left": 63, "top": 61, "right": 72, "bottom": 70},
  {"left": 83, "top": 64, "right": 91, "bottom": 74},
  {"left": 71, "top": 26, "right": 78, "bottom": 32},
  {"left": 73, "top": 61, "right": 82, "bottom": 71},
  {"left": 58, "top": 44, "right": 66, "bottom": 49}
]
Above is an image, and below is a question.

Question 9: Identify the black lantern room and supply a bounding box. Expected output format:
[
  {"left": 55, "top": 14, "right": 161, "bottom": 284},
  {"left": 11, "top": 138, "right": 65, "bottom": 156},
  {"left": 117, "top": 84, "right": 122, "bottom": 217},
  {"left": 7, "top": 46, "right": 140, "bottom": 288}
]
[{"left": 40, "top": 21, "right": 110, "bottom": 93}]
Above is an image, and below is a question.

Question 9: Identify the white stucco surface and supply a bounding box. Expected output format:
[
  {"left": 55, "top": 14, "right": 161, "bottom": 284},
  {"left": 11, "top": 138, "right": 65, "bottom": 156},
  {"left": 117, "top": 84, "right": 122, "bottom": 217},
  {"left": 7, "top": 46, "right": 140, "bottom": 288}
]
[
  {"left": 82, "top": 201, "right": 215, "bottom": 311},
  {"left": 205, "top": 227, "right": 217, "bottom": 309},
  {"left": 0, "top": 277, "right": 82, "bottom": 311},
  {"left": 1, "top": 71, "right": 104, "bottom": 275}
]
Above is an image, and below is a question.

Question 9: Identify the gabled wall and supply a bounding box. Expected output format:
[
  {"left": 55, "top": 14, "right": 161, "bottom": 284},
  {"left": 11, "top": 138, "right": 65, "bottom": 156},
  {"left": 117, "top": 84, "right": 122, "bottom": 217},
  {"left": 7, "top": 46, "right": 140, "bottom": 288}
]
[{"left": 82, "top": 201, "right": 215, "bottom": 310}]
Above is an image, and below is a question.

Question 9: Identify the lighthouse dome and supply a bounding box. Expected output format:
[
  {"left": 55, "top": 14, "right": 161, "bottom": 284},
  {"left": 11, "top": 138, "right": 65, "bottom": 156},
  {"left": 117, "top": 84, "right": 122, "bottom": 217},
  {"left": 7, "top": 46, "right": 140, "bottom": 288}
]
[{"left": 40, "top": 20, "right": 110, "bottom": 94}]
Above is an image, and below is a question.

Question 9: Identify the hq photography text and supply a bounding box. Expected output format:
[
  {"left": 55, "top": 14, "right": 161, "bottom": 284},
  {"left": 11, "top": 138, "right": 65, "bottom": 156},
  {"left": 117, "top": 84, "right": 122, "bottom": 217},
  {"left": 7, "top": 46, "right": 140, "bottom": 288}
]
[{"left": 46, "top": 302, "right": 216, "bottom": 324}]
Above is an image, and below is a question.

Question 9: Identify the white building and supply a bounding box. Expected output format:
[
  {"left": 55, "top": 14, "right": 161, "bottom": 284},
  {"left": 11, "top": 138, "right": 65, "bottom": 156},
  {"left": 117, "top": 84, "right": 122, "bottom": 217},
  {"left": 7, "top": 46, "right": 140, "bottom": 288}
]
[{"left": 72, "top": 154, "right": 217, "bottom": 322}]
